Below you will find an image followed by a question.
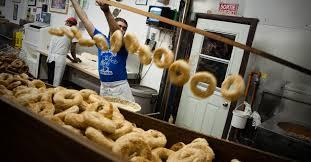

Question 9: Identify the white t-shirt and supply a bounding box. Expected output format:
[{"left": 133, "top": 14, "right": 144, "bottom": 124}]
[{"left": 47, "top": 28, "right": 78, "bottom": 63}]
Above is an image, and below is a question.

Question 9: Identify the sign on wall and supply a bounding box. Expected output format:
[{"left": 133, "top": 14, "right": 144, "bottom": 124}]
[{"left": 218, "top": 2, "right": 239, "bottom": 16}]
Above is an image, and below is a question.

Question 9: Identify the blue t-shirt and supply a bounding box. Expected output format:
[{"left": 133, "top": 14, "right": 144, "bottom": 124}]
[{"left": 94, "top": 28, "right": 128, "bottom": 82}]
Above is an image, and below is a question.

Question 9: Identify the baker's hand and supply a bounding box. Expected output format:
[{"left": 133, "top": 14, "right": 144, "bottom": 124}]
[
  {"left": 96, "top": 0, "right": 110, "bottom": 12},
  {"left": 72, "top": 57, "right": 82, "bottom": 63}
]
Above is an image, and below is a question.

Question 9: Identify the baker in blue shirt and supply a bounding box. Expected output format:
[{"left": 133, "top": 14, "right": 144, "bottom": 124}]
[{"left": 70, "top": 0, "right": 135, "bottom": 102}]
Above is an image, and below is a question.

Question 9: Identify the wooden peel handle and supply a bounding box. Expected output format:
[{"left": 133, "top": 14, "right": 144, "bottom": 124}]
[{"left": 98, "top": 0, "right": 311, "bottom": 75}]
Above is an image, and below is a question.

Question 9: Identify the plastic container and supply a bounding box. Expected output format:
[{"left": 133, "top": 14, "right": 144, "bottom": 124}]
[
  {"left": 231, "top": 110, "right": 249, "bottom": 129},
  {"left": 231, "top": 101, "right": 251, "bottom": 129},
  {"left": 130, "top": 85, "right": 158, "bottom": 114}
]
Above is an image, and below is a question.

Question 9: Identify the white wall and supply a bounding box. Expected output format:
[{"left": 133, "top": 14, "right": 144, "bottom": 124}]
[
  {"left": 0, "top": 0, "right": 27, "bottom": 24},
  {"left": 243, "top": 0, "right": 311, "bottom": 96}
]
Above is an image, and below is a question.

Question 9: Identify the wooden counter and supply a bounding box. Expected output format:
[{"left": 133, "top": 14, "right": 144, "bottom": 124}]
[{"left": 37, "top": 49, "right": 139, "bottom": 80}]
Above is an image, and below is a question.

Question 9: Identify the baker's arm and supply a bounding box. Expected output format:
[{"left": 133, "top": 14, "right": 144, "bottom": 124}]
[
  {"left": 68, "top": 42, "right": 81, "bottom": 63},
  {"left": 70, "top": 0, "right": 95, "bottom": 37},
  {"left": 96, "top": 0, "right": 120, "bottom": 35}
]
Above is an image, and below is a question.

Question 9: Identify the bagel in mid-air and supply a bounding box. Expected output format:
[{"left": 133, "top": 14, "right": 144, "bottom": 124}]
[
  {"left": 93, "top": 34, "right": 109, "bottom": 51},
  {"left": 124, "top": 32, "right": 140, "bottom": 54},
  {"left": 190, "top": 71, "right": 217, "bottom": 99},
  {"left": 48, "top": 27, "right": 64, "bottom": 36},
  {"left": 220, "top": 74, "right": 245, "bottom": 101},
  {"left": 168, "top": 60, "right": 190, "bottom": 86},
  {"left": 153, "top": 47, "right": 174, "bottom": 69},
  {"left": 110, "top": 30, "right": 123, "bottom": 53},
  {"left": 137, "top": 44, "right": 152, "bottom": 65}
]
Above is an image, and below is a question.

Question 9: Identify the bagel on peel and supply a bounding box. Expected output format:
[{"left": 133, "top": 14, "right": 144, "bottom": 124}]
[
  {"left": 93, "top": 34, "right": 109, "bottom": 51},
  {"left": 61, "top": 27, "right": 75, "bottom": 39},
  {"left": 220, "top": 74, "right": 245, "bottom": 101},
  {"left": 48, "top": 27, "right": 64, "bottom": 36},
  {"left": 110, "top": 30, "right": 123, "bottom": 53},
  {"left": 153, "top": 47, "right": 174, "bottom": 68},
  {"left": 71, "top": 26, "right": 82, "bottom": 39},
  {"left": 78, "top": 38, "right": 96, "bottom": 47},
  {"left": 190, "top": 71, "right": 217, "bottom": 99},
  {"left": 168, "top": 60, "right": 190, "bottom": 86},
  {"left": 137, "top": 45, "right": 152, "bottom": 65},
  {"left": 124, "top": 32, "right": 140, "bottom": 54}
]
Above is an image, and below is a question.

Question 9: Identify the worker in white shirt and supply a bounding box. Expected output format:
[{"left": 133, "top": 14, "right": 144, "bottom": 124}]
[{"left": 47, "top": 17, "right": 81, "bottom": 86}]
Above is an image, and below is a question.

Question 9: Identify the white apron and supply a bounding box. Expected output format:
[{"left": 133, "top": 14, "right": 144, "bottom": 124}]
[
  {"left": 100, "top": 80, "right": 135, "bottom": 102},
  {"left": 53, "top": 54, "right": 67, "bottom": 86}
]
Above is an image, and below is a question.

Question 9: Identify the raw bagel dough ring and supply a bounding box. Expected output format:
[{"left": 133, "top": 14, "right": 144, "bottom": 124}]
[
  {"left": 71, "top": 26, "right": 82, "bottom": 39},
  {"left": 112, "top": 132, "right": 152, "bottom": 160},
  {"left": 186, "top": 140, "right": 215, "bottom": 161},
  {"left": 54, "top": 105, "right": 79, "bottom": 120},
  {"left": 83, "top": 111, "right": 116, "bottom": 134},
  {"left": 53, "top": 90, "right": 83, "bottom": 110},
  {"left": 153, "top": 47, "right": 174, "bottom": 69},
  {"left": 61, "top": 27, "right": 75, "bottom": 39},
  {"left": 32, "top": 79, "right": 46, "bottom": 90},
  {"left": 93, "top": 34, "right": 109, "bottom": 51},
  {"left": 0, "top": 85, "right": 13, "bottom": 96},
  {"left": 170, "top": 142, "right": 186, "bottom": 152},
  {"left": 137, "top": 45, "right": 152, "bottom": 65},
  {"left": 0, "top": 73, "right": 13, "bottom": 86},
  {"left": 168, "top": 60, "right": 190, "bottom": 86},
  {"left": 124, "top": 32, "right": 140, "bottom": 54},
  {"left": 110, "top": 30, "right": 123, "bottom": 53},
  {"left": 48, "top": 27, "right": 64, "bottom": 36},
  {"left": 11, "top": 59, "right": 23, "bottom": 68},
  {"left": 108, "top": 120, "right": 133, "bottom": 140},
  {"left": 79, "top": 89, "right": 97, "bottom": 100},
  {"left": 220, "top": 74, "right": 245, "bottom": 101},
  {"left": 27, "top": 101, "right": 55, "bottom": 118},
  {"left": 62, "top": 125, "right": 83, "bottom": 135},
  {"left": 152, "top": 147, "right": 174, "bottom": 162},
  {"left": 85, "top": 127, "right": 114, "bottom": 150},
  {"left": 167, "top": 147, "right": 207, "bottom": 162},
  {"left": 190, "top": 71, "right": 217, "bottom": 99},
  {"left": 78, "top": 38, "right": 96, "bottom": 47},
  {"left": 88, "top": 94, "right": 104, "bottom": 103},
  {"left": 143, "top": 129, "right": 167, "bottom": 149},
  {"left": 7, "top": 81, "right": 21, "bottom": 90},
  {"left": 64, "top": 113, "right": 87, "bottom": 129}
]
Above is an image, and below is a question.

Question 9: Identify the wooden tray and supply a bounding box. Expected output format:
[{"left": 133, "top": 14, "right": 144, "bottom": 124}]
[{"left": 0, "top": 97, "right": 292, "bottom": 162}]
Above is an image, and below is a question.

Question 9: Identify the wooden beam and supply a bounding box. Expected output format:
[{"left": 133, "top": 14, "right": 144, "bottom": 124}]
[{"left": 98, "top": 0, "right": 311, "bottom": 75}]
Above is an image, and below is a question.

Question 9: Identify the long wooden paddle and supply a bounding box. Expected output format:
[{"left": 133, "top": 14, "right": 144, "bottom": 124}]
[{"left": 98, "top": 0, "right": 311, "bottom": 75}]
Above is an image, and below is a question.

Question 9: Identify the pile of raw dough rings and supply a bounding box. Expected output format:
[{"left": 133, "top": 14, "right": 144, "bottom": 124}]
[
  {"left": 49, "top": 27, "right": 245, "bottom": 101},
  {"left": 0, "top": 72, "right": 243, "bottom": 162}
]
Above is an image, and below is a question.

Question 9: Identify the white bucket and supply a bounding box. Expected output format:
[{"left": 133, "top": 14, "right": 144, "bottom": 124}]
[{"left": 231, "top": 109, "right": 249, "bottom": 129}]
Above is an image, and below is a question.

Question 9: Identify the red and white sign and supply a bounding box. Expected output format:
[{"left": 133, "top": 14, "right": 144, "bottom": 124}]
[{"left": 218, "top": 3, "right": 239, "bottom": 15}]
